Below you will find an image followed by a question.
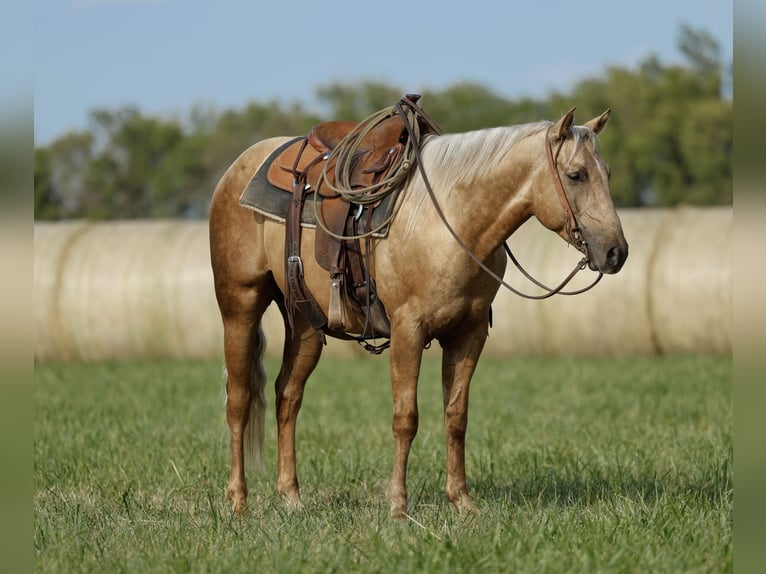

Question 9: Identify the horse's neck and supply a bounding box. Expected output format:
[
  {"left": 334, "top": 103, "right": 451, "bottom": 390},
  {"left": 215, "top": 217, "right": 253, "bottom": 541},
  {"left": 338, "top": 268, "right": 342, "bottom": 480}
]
[{"left": 404, "top": 130, "right": 541, "bottom": 261}]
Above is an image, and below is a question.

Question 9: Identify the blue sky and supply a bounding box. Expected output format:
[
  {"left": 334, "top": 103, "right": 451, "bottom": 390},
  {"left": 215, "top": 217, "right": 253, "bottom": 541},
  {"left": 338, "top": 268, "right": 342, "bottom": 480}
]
[{"left": 33, "top": 0, "right": 732, "bottom": 144}]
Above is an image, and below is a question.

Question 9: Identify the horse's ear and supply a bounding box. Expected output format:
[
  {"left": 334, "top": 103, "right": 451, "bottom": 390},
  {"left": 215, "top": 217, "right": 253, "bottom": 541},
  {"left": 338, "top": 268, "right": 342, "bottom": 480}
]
[
  {"left": 584, "top": 109, "right": 611, "bottom": 135},
  {"left": 552, "top": 107, "right": 576, "bottom": 140}
]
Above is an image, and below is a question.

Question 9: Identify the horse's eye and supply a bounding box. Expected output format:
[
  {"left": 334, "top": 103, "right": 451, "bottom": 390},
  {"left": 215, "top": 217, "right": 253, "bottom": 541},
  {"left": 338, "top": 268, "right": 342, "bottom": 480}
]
[{"left": 567, "top": 171, "right": 583, "bottom": 182}]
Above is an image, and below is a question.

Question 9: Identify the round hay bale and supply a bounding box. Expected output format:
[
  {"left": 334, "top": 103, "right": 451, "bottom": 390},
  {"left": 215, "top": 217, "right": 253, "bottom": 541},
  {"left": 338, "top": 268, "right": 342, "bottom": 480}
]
[
  {"left": 649, "top": 206, "right": 731, "bottom": 354},
  {"left": 34, "top": 221, "right": 93, "bottom": 361},
  {"left": 34, "top": 221, "right": 224, "bottom": 361}
]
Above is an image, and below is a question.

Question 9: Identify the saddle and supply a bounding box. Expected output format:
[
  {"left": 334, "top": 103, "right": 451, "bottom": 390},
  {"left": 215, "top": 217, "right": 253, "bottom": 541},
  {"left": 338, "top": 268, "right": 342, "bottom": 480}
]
[
  {"left": 271, "top": 94, "right": 440, "bottom": 351},
  {"left": 266, "top": 115, "right": 417, "bottom": 201}
]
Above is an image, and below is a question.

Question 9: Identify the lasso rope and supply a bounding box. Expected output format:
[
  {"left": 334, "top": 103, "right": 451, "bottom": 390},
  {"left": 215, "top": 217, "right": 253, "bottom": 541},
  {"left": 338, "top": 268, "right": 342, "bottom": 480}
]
[{"left": 312, "top": 104, "right": 426, "bottom": 240}]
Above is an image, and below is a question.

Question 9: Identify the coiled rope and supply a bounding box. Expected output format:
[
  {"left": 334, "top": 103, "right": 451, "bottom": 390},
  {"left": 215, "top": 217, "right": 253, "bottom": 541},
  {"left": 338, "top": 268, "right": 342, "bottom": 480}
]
[{"left": 312, "top": 103, "right": 428, "bottom": 240}]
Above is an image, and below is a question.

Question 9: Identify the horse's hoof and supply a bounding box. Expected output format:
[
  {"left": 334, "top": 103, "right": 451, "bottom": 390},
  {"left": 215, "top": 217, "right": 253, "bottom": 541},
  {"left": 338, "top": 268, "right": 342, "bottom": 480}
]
[
  {"left": 386, "top": 486, "right": 408, "bottom": 519},
  {"left": 461, "top": 502, "right": 482, "bottom": 516},
  {"left": 453, "top": 495, "right": 481, "bottom": 516},
  {"left": 388, "top": 499, "right": 408, "bottom": 519},
  {"left": 226, "top": 484, "right": 248, "bottom": 514},
  {"left": 282, "top": 494, "right": 304, "bottom": 513},
  {"left": 229, "top": 496, "right": 248, "bottom": 514}
]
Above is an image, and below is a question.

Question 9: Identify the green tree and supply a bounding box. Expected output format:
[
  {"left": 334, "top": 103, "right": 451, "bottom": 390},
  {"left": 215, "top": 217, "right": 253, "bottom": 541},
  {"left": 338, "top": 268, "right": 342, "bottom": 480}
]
[
  {"left": 85, "top": 108, "right": 184, "bottom": 218},
  {"left": 421, "top": 82, "right": 518, "bottom": 132},
  {"left": 41, "top": 131, "right": 94, "bottom": 218},
  {"left": 678, "top": 24, "right": 725, "bottom": 96},
  {"left": 34, "top": 147, "right": 59, "bottom": 219}
]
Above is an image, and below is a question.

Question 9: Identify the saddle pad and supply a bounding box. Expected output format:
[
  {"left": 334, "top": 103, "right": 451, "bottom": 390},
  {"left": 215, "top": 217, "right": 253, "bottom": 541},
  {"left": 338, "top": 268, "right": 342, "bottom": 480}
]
[{"left": 239, "top": 137, "right": 400, "bottom": 238}]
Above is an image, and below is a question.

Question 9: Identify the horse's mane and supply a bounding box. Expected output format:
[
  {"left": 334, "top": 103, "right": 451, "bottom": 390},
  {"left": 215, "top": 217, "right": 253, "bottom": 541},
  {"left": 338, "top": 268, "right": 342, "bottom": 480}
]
[
  {"left": 401, "top": 121, "right": 597, "bottom": 237},
  {"left": 402, "top": 122, "right": 549, "bottom": 237}
]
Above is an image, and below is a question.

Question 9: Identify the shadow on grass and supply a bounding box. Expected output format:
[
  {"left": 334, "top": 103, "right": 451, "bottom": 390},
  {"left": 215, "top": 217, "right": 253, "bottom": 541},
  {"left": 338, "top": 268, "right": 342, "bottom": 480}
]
[
  {"left": 468, "top": 457, "right": 732, "bottom": 509},
  {"left": 311, "top": 454, "right": 734, "bottom": 512}
]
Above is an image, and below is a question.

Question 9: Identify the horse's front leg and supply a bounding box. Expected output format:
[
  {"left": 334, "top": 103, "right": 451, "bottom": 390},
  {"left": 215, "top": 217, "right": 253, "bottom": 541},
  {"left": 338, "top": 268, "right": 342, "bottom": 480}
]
[
  {"left": 439, "top": 321, "right": 489, "bottom": 515},
  {"left": 386, "top": 318, "right": 427, "bottom": 518}
]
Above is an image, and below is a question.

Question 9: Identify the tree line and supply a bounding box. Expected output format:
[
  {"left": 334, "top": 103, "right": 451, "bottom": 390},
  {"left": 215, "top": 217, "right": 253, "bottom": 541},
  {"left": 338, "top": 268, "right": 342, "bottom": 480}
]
[{"left": 34, "top": 26, "right": 731, "bottom": 220}]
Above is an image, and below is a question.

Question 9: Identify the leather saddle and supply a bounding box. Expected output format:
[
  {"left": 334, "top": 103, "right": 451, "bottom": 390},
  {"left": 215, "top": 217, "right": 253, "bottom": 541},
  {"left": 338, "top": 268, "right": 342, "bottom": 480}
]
[{"left": 266, "top": 115, "right": 411, "bottom": 269}]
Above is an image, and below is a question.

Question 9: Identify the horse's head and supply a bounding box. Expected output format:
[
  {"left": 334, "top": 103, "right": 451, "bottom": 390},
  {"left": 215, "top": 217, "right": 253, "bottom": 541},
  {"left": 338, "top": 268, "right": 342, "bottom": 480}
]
[{"left": 533, "top": 108, "right": 628, "bottom": 274}]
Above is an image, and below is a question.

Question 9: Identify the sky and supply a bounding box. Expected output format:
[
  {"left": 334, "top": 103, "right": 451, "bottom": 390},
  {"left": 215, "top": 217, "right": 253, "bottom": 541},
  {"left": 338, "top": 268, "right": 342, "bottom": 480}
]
[{"left": 33, "top": 0, "right": 732, "bottom": 145}]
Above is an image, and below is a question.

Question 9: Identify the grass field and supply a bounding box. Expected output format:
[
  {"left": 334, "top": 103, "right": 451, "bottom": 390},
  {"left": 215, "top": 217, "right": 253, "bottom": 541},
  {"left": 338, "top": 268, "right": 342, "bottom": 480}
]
[{"left": 34, "top": 355, "right": 732, "bottom": 573}]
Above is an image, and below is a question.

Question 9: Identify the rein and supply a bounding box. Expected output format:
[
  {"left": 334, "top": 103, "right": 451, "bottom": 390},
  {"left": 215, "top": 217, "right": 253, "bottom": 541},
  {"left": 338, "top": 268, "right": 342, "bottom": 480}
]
[{"left": 397, "top": 102, "right": 603, "bottom": 300}]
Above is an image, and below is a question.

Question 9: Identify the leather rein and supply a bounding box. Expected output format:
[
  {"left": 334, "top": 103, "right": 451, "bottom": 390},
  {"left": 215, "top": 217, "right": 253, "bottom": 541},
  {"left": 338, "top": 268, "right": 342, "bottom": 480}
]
[{"left": 397, "top": 100, "right": 603, "bottom": 300}]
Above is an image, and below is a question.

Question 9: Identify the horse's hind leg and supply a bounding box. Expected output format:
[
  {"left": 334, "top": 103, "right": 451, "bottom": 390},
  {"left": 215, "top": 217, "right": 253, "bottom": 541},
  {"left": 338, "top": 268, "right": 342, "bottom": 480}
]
[
  {"left": 273, "top": 305, "right": 324, "bottom": 509},
  {"left": 220, "top": 291, "right": 272, "bottom": 513}
]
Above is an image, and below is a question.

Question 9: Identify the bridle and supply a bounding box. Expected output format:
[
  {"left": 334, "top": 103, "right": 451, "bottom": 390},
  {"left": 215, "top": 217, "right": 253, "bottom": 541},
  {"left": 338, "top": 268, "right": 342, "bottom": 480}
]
[
  {"left": 397, "top": 100, "right": 603, "bottom": 300},
  {"left": 544, "top": 124, "right": 587, "bottom": 255}
]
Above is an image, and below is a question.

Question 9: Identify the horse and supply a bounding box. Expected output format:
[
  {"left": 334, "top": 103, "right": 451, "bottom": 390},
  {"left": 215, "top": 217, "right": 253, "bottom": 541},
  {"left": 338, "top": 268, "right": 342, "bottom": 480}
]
[{"left": 209, "top": 106, "right": 628, "bottom": 518}]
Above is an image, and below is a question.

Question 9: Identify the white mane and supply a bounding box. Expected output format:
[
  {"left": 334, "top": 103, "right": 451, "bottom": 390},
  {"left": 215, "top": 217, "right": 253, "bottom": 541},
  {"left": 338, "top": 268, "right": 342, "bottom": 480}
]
[
  {"left": 401, "top": 122, "right": 549, "bottom": 237},
  {"left": 400, "top": 122, "right": 598, "bottom": 237}
]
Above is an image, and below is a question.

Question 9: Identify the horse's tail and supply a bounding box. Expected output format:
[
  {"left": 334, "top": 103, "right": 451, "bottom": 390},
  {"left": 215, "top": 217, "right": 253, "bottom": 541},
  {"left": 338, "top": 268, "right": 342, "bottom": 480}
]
[{"left": 245, "top": 324, "right": 268, "bottom": 471}]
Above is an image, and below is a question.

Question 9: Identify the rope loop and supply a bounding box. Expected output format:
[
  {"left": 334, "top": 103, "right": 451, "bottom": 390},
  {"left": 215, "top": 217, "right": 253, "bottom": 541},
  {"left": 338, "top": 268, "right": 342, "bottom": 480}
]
[{"left": 312, "top": 101, "right": 430, "bottom": 240}]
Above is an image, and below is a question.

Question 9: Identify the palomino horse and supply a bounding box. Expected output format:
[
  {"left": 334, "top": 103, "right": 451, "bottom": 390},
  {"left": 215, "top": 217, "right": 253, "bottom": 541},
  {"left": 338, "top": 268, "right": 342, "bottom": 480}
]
[{"left": 209, "top": 106, "right": 628, "bottom": 518}]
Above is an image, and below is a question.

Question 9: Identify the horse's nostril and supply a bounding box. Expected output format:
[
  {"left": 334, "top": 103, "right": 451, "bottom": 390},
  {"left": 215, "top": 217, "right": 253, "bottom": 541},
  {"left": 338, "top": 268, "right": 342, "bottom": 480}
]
[{"left": 606, "top": 246, "right": 622, "bottom": 266}]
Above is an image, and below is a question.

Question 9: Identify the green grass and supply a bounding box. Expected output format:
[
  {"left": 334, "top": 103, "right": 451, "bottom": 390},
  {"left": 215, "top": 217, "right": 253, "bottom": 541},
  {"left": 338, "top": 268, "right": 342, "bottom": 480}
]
[{"left": 34, "top": 355, "right": 732, "bottom": 573}]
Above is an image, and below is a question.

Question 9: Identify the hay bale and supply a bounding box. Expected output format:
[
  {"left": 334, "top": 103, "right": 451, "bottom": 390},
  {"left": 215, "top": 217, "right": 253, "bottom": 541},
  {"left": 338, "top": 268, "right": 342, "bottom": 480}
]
[
  {"left": 34, "top": 221, "right": 222, "bottom": 361},
  {"left": 649, "top": 206, "right": 731, "bottom": 354},
  {"left": 34, "top": 221, "right": 93, "bottom": 361}
]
